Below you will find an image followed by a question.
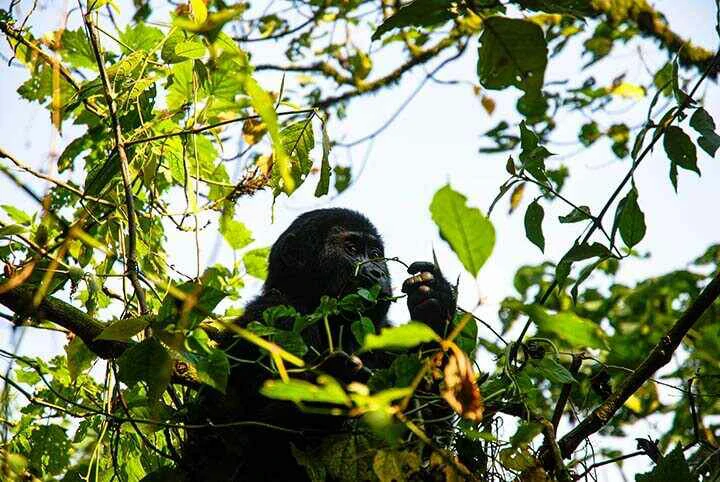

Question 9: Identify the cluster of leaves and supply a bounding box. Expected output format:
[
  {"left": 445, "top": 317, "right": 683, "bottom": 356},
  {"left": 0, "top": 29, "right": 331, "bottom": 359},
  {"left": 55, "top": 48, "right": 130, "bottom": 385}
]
[{"left": 0, "top": 0, "right": 719, "bottom": 481}]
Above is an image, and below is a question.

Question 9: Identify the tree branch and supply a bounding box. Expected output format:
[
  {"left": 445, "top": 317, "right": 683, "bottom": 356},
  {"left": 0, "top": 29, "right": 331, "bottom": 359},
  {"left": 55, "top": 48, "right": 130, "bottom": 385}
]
[
  {"left": 557, "top": 271, "right": 720, "bottom": 458},
  {"left": 590, "top": 3, "right": 718, "bottom": 78},
  {"left": 0, "top": 283, "right": 127, "bottom": 358}
]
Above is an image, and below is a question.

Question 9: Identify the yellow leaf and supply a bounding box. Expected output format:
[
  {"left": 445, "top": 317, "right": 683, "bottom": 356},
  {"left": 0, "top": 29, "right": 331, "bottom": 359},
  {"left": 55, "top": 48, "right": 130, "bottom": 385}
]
[
  {"left": 611, "top": 82, "right": 645, "bottom": 99},
  {"left": 481, "top": 95, "right": 496, "bottom": 115},
  {"left": 624, "top": 393, "right": 643, "bottom": 413},
  {"left": 190, "top": 0, "right": 208, "bottom": 25},
  {"left": 440, "top": 343, "right": 484, "bottom": 422},
  {"left": 242, "top": 119, "right": 267, "bottom": 145},
  {"left": 509, "top": 183, "right": 525, "bottom": 214},
  {"left": 256, "top": 153, "right": 273, "bottom": 177}
]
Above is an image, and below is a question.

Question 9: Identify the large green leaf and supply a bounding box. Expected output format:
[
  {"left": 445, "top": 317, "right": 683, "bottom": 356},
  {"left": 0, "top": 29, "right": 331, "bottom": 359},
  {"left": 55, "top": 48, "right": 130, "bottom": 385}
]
[
  {"left": 372, "top": 0, "right": 454, "bottom": 40},
  {"left": 477, "top": 17, "right": 547, "bottom": 115},
  {"left": 362, "top": 322, "right": 439, "bottom": 351},
  {"left": 117, "top": 338, "right": 174, "bottom": 402},
  {"left": 95, "top": 317, "right": 150, "bottom": 342},
  {"left": 219, "top": 212, "right": 253, "bottom": 250},
  {"left": 29, "top": 425, "right": 70, "bottom": 475},
  {"left": 430, "top": 184, "right": 496, "bottom": 277},
  {"left": 261, "top": 375, "right": 351, "bottom": 406},
  {"left": 281, "top": 118, "right": 315, "bottom": 187},
  {"left": 524, "top": 304, "right": 608, "bottom": 349}
]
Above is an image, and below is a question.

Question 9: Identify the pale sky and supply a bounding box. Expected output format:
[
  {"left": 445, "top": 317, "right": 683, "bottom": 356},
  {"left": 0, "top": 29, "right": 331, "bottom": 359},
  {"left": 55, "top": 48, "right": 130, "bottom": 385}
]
[{"left": 1, "top": 1, "right": 718, "bottom": 479}]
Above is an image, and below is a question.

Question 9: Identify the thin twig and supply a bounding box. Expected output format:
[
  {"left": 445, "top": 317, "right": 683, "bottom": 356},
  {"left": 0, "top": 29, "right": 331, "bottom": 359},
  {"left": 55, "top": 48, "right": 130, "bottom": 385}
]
[
  {"left": 0, "top": 146, "right": 114, "bottom": 206},
  {"left": 82, "top": 10, "right": 148, "bottom": 314}
]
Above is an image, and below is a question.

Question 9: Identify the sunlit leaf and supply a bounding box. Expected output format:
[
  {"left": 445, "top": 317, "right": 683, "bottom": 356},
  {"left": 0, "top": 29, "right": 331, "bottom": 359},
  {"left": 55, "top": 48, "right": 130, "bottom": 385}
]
[
  {"left": 430, "top": 184, "right": 496, "bottom": 277},
  {"left": 362, "top": 322, "right": 439, "bottom": 351},
  {"left": 95, "top": 317, "right": 150, "bottom": 341},
  {"left": 261, "top": 375, "right": 351, "bottom": 406},
  {"left": 524, "top": 304, "right": 608, "bottom": 349}
]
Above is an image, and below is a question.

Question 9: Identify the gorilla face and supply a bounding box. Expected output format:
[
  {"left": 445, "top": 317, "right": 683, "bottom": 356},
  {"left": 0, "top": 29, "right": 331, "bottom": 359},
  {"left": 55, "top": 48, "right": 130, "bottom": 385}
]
[
  {"left": 265, "top": 208, "right": 393, "bottom": 318},
  {"left": 320, "top": 225, "right": 392, "bottom": 300}
]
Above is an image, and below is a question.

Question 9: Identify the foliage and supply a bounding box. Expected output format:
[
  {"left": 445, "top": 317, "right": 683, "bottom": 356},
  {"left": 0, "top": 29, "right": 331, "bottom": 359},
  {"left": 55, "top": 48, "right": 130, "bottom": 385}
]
[{"left": 0, "top": 0, "right": 719, "bottom": 481}]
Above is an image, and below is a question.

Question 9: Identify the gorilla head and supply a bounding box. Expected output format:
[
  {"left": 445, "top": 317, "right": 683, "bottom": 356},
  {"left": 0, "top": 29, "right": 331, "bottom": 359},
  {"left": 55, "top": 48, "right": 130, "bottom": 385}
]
[{"left": 264, "top": 208, "right": 392, "bottom": 317}]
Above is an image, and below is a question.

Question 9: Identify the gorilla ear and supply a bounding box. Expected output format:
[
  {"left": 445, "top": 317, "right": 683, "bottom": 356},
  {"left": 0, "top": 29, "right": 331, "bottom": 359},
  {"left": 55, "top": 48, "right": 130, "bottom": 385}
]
[{"left": 280, "top": 233, "right": 305, "bottom": 269}]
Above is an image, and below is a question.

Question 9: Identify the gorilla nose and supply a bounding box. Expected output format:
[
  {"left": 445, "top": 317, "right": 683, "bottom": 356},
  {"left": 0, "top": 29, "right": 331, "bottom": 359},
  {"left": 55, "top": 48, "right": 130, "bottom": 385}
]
[{"left": 362, "top": 264, "right": 385, "bottom": 282}]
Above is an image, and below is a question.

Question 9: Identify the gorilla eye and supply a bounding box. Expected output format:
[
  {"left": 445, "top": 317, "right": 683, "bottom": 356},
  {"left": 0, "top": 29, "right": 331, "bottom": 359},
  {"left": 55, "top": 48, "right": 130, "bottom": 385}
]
[
  {"left": 369, "top": 248, "right": 382, "bottom": 258},
  {"left": 345, "top": 242, "right": 359, "bottom": 255}
]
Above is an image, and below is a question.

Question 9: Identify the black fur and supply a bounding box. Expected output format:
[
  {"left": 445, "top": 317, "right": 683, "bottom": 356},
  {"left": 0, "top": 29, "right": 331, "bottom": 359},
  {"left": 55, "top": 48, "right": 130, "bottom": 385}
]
[{"left": 182, "top": 208, "right": 455, "bottom": 481}]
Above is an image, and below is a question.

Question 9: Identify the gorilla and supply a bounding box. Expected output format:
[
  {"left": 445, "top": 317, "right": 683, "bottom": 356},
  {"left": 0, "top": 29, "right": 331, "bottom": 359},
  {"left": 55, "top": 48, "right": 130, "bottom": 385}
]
[{"left": 182, "top": 208, "right": 457, "bottom": 481}]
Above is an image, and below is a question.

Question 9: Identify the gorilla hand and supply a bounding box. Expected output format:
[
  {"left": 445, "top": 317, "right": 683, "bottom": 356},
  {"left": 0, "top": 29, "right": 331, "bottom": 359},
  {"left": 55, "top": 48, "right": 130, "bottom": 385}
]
[{"left": 402, "top": 261, "right": 457, "bottom": 334}]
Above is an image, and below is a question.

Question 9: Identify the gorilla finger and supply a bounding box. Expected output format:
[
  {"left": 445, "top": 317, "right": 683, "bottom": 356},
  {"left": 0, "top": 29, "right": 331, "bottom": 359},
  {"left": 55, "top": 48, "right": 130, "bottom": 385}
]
[
  {"left": 401, "top": 272, "right": 434, "bottom": 293},
  {"left": 407, "top": 261, "right": 436, "bottom": 275}
]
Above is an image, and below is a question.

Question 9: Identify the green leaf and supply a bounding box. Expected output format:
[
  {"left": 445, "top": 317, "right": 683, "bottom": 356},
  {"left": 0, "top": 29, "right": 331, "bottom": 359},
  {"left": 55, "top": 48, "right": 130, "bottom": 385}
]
[
  {"left": 372, "top": 0, "right": 454, "bottom": 40},
  {"left": 527, "top": 356, "right": 576, "bottom": 384},
  {"left": 510, "top": 422, "right": 543, "bottom": 448},
  {"left": 117, "top": 338, "right": 173, "bottom": 403},
  {"left": 334, "top": 165, "right": 351, "bottom": 193},
  {"left": 59, "top": 29, "right": 96, "bottom": 69},
  {"left": 559, "top": 205, "right": 591, "bottom": 223},
  {"left": 524, "top": 199, "right": 545, "bottom": 253},
  {"left": 157, "top": 282, "right": 227, "bottom": 329},
  {"left": 351, "top": 317, "right": 376, "bottom": 345},
  {"left": 1, "top": 205, "right": 32, "bottom": 225},
  {"left": 615, "top": 188, "right": 646, "bottom": 248},
  {"left": 273, "top": 330, "right": 308, "bottom": 357},
  {"left": 689, "top": 108, "right": 720, "bottom": 157},
  {"left": 281, "top": 119, "right": 315, "bottom": 186},
  {"left": 373, "top": 450, "right": 421, "bottom": 482},
  {"left": 362, "top": 322, "right": 440, "bottom": 351},
  {"left": 261, "top": 375, "right": 351, "bottom": 406},
  {"left": 175, "top": 40, "right": 206, "bottom": 59},
  {"left": 65, "top": 337, "right": 96, "bottom": 381},
  {"left": 180, "top": 330, "right": 229, "bottom": 392},
  {"left": 635, "top": 446, "right": 697, "bottom": 482},
  {"left": 477, "top": 17, "right": 547, "bottom": 112},
  {"left": 518, "top": 121, "right": 552, "bottom": 182},
  {"left": 516, "top": 0, "right": 593, "bottom": 16},
  {"left": 244, "top": 76, "right": 293, "bottom": 193},
  {"left": 84, "top": 152, "right": 120, "bottom": 197},
  {"left": 429, "top": 184, "right": 496, "bottom": 277},
  {"left": 219, "top": 212, "right": 253, "bottom": 250},
  {"left": 243, "top": 247, "right": 270, "bottom": 280},
  {"left": 95, "top": 317, "right": 150, "bottom": 342},
  {"left": 524, "top": 304, "right": 608, "bottom": 349},
  {"left": 314, "top": 122, "right": 332, "bottom": 197},
  {"left": 555, "top": 242, "right": 612, "bottom": 287},
  {"left": 29, "top": 425, "right": 70, "bottom": 475},
  {"left": 0, "top": 224, "right": 27, "bottom": 236},
  {"left": 119, "top": 23, "right": 164, "bottom": 53},
  {"left": 664, "top": 126, "right": 699, "bottom": 175}
]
